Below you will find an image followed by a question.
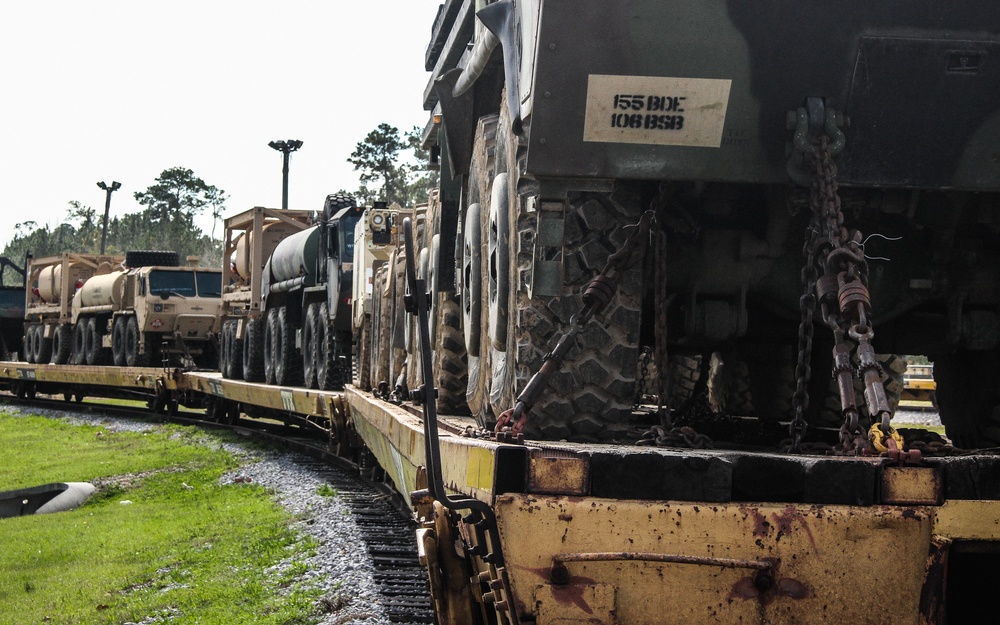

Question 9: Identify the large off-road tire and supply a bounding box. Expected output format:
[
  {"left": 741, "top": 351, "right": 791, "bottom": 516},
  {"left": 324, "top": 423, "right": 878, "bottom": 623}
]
[
  {"left": 482, "top": 103, "right": 642, "bottom": 442},
  {"left": 72, "top": 322, "right": 87, "bottom": 365},
  {"left": 463, "top": 115, "right": 498, "bottom": 424},
  {"left": 125, "top": 250, "right": 180, "bottom": 268},
  {"left": 227, "top": 321, "right": 243, "bottom": 380},
  {"left": 23, "top": 325, "right": 36, "bottom": 363},
  {"left": 52, "top": 324, "right": 72, "bottom": 365},
  {"left": 223, "top": 321, "right": 243, "bottom": 379},
  {"left": 34, "top": 325, "right": 53, "bottom": 364},
  {"left": 274, "top": 306, "right": 303, "bottom": 386},
  {"left": 316, "top": 302, "right": 345, "bottom": 391},
  {"left": 111, "top": 317, "right": 128, "bottom": 367},
  {"left": 125, "top": 316, "right": 150, "bottom": 367},
  {"left": 86, "top": 317, "right": 104, "bottom": 365},
  {"left": 933, "top": 351, "right": 1000, "bottom": 449},
  {"left": 323, "top": 193, "right": 356, "bottom": 219},
  {"left": 433, "top": 296, "right": 470, "bottom": 414},
  {"left": 354, "top": 319, "right": 371, "bottom": 391},
  {"left": 219, "top": 321, "right": 231, "bottom": 377},
  {"left": 370, "top": 265, "right": 391, "bottom": 388},
  {"left": 302, "top": 303, "right": 320, "bottom": 389},
  {"left": 242, "top": 317, "right": 265, "bottom": 382},
  {"left": 264, "top": 308, "right": 278, "bottom": 385},
  {"left": 388, "top": 256, "right": 408, "bottom": 391},
  {"left": 810, "top": 351, "right": 906, "bottom": 429}
]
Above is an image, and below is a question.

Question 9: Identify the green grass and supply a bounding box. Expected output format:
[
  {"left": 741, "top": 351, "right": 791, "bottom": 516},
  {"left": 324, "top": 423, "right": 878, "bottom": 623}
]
[{"left": 0, "top": 412, "right": 328, "bottom": 625}]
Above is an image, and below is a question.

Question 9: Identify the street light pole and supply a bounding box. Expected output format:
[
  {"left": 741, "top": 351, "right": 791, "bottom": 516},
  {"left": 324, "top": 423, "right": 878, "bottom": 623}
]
[
  {"left": 267, "top": 140, "right": 303, "bottom": 209},
  {"left": 96, "top": 181, "right": 122, "bottom": 254}
]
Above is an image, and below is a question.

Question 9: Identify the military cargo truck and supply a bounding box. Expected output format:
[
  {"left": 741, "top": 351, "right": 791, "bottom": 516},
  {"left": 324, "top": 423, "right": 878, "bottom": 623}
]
[
  {"left": 412, "top": 0, "right": 1000, "bottom": 450},
  {"left": 70, "top": 252, "right": 223, "bottom": 368},
  {"left": 219, "top": 194, "right": 363, "bottom": 389},
  {"left": 23, "top": 252, "right": 221, "bottom": 367},
  {"left": 23, "top": 253, "right": 124, "bottom": 365}
]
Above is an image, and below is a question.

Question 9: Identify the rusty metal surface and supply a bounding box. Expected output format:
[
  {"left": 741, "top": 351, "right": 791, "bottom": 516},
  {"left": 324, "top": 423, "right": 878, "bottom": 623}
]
[
  {"left": 527, "top": 451, "right": 589, "bottom": 496},
  {"left": 881, "top": 466, "right": 944, "bottom": 506},
  {"left": 496, "top": 493, "right": 939, "bottom": 624}
]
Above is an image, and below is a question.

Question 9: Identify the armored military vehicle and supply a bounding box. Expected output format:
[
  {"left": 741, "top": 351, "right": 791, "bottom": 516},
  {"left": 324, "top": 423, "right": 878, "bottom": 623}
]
[{"left": 408, "top": 0, "right": 1000, "bottom": 450}]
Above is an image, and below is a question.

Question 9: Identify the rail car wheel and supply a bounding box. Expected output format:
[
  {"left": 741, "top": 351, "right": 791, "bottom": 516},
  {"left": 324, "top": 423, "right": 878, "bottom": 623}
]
[
  {"left": 273, "top": 306, "right": 303, "bottom": 387},
  {"left": 52, "top": 324, "right": 72, "bottom": 365},
  {"left": 933, "top": 350, "right": 1000, "bottom": 448},
  {"left": 242, "top": 317, "right": 265, "bottom": 382},
  {"left": 463, "top": 114, "right": 498, "bottom": 425},
  {"left": 420, "top": 502, "right": 477, "bottom": 625},
  {"left": 125, "top": 316, "right": 150, "bottom": 367},
  {"left": 316, "top": 302, "right": 345, "bottom": 391},
  {"left": 302, "top": 303, "right": 320, "bottom": 389},
  {"left": 482, "top": 102, "right": 643, "bottom": 442},
  {"left": 72, "top": 321, "right": 87, "bottom": 365},
  {"left": 111, "top": 317, "right": 127, "bottom": 367}
]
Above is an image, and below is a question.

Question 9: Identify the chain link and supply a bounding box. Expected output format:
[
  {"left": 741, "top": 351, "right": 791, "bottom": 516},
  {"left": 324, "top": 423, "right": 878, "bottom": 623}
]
[{"left": 637, "top": 424, "right": 714, "bottom": 449}]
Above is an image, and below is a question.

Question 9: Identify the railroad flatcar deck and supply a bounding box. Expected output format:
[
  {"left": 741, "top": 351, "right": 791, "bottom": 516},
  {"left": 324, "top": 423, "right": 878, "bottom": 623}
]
[
  {"left": 0, "top": 360, "right": 180, "bottom": 399},
  {"left": 344, "top": 386, "right": 1000, "bottom": 506}
]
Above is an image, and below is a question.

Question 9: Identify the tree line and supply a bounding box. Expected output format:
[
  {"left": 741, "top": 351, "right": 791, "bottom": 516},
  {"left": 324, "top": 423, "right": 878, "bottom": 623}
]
[{"left": 1, "top": 123, "right": 435, "bottom": 276}]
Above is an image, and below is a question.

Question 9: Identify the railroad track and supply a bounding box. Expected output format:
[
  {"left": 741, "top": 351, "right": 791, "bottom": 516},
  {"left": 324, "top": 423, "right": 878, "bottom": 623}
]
[{"left": 1, "top": 392, "right": 435, "bottom": 625}]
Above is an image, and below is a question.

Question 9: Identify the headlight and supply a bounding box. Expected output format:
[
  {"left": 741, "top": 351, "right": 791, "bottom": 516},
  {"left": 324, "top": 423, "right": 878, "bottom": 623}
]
[{"left": 372, "top": 214, "right": 384, "bottom": 226}]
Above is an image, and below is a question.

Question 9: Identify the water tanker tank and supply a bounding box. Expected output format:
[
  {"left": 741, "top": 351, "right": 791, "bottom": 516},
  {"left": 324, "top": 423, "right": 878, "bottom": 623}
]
[
  {"left": 36, "top": 265, "right": 63, "bottom": 303},
  {"left": 268, "top": 226, "right": 319, "bottom": 287},
  {"left": 78, "top": 271, "right": 125, "bottom": 308},
  {"left": 233, "top": 221, "right": 306, "bottom": 280}
]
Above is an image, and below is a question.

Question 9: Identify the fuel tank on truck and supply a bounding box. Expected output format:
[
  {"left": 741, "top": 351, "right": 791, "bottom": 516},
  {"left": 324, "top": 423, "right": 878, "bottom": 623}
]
[
  {"left": 77, "top": 271, "right": 125, "bottom": 308},
  {"left": 36, "top": 263, "right": 95, "bottom": 304},
  {"left": 267, "top": 225, "right": 320, "bottom": 288},
  {"left": 233, "top": 221, "right": 306, "bottom": 280}
]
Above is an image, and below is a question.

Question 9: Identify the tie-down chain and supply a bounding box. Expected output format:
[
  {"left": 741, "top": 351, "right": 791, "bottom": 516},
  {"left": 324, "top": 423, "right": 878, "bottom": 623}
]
[{"left": 788, "top": 103, "right": 902, "bottom": 456}]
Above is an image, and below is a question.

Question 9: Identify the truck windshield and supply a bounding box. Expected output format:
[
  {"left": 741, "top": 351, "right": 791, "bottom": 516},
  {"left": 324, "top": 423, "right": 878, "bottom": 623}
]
[
  {"left": 195, "top": 271, "right": 222, "bottom": 297},
  {"left": 148, "top": 271, "right": 196, "bottom": 297},
  {"left": 339, "top": 213, "right": 362, "bottom": 262}
]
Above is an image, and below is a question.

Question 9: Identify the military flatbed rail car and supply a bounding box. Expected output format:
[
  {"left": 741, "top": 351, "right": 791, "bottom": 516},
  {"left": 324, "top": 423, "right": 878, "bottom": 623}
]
[
  {"left": 2, "top": 359, "right": 999, "bottom": 622},
  {"left": 345, "top": 386, "right": 1000, "bottom": 625},
  {"left": 0, "top": 360, "right": 181, "bottom": 402}
]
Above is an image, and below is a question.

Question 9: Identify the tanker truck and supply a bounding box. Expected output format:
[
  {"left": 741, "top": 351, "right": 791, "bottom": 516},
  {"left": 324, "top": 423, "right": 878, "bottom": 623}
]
[
  {"left": 68, "top": 251, "right": 222, "bottom": 368},
  {"left": 219, "top": 194, "right": 363, "bottom": 389},
  {"left": 412, "top": 0, "right": 1000, "bottom": 450},
  {"left": 23, "top": 253, "right": 124, "bottom": 365}
]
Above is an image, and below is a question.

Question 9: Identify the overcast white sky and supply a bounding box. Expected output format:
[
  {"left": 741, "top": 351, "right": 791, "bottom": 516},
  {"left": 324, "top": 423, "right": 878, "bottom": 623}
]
[{"left": 0, "top": 1, "right": 441, "bottom": 248}]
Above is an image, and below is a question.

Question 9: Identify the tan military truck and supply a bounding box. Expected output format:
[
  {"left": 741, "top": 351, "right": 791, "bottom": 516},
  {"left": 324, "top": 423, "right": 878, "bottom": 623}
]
[
  {"left": 68, "top": 251, "right": 223, "bottom": 368},
  {"left": 23, "top": 253, "right": 125, "bottom": 364},
  {"left": 218, "top": 206, "right": 316, "bottom": 382}
]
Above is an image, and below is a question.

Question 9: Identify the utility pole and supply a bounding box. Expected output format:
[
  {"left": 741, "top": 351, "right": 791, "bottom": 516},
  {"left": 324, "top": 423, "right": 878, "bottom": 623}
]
[
  {"left": 96, "top": 181, "right": 121, "bottom": 254},
  {"left": 268, "top": 140, "right": 303, "bottom": 209}
]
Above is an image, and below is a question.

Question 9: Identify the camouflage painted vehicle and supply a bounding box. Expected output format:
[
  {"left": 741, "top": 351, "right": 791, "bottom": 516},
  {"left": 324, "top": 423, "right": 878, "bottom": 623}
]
[{"left": 411, "top": 0, "right": 1000, "bottom": 449}]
